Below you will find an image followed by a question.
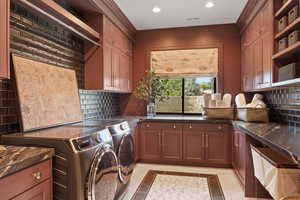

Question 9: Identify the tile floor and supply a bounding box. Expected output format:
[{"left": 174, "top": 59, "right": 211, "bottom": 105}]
[{"left": 123, "top": 163, "right": 272, "bottom": 200}]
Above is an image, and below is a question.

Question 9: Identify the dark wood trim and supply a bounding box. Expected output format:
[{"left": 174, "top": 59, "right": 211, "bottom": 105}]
[
  {"left": 237, "top": 0, "right": 268, "bottom": 34},
  {"left": 131, "top": 170, "right": 225, "bottom": 200},
  {"left": 0, "top": 0, "right": 10, "bottom": 79},
  {"left": 139, "top": 160, "right": 232, "bottom": 168},
  {"left": 146, "top": 44, "right": 224, "bottom": 93}
]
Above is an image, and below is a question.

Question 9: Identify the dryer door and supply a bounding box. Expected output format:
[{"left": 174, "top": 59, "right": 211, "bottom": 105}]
[
  {"left": 87, "top": 146, "right": 119, "bottom": 200},
  {"left": 118, "top": 133, "right": 135, "bottom": 184}
]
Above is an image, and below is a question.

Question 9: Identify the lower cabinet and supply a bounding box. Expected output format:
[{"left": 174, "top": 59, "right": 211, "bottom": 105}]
[
  {"left": 0, "top": 159, "right": 52, "bottom": 200},
  {"left": 233, "top": 130, "right": 246, "bottom": 185},
  {"left": 139, "top": 122, "right": 231, "bottom": 166}
]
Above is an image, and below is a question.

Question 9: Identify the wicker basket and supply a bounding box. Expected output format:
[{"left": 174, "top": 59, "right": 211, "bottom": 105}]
[
  {"left": 203, "top": 108, "right": 235, "bottom": 120},
  {"left": 236, "top": 108, "right": 269, "bottom": 123}
]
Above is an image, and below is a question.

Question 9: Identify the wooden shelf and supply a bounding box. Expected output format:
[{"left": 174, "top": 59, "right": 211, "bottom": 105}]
[
  {"left": 15, "top": 0, "right": 100, "bottom": 45},
  {"left": 275, "top": 17, "right": 300, "bottom": 40},
  {"left": 30, "top": 0, "right": 100, "bottom": 39},
  {"left": 275, "top": 0, "right": 298, "bottom": 19},
  {"left": 272, "top": 41, "right": 300, "bottom": 60},
  {"left": 272, "top": 78, "right": 300, "bottom": 87}
]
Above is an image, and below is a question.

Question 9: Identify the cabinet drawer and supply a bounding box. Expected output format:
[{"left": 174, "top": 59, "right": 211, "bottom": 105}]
[
  {"left": 12, "top": 179, "right": 52, "bottom": 200},
  {"left": 184, "top": 123, "right": 224, "bottom": 132},
  {"left": 0, "top": 159, "right": 51, "bottom": 200}
]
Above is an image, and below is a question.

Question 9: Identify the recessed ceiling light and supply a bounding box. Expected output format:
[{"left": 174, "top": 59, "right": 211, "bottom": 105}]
[
  {"left": 152, "top": 6, "right": 161, "bottom": 13},
  {"left": 205, "top": 1, "right": 215, "bottom": 8}
]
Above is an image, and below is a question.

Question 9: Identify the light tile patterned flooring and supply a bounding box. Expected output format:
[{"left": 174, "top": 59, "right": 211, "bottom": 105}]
[{"left": 123, "top": 163, "right": 272, "bottom": 200}]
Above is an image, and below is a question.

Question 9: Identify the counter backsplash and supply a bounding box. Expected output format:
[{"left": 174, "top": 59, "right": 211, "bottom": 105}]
[{"left": 262, "top": 87, "right": 300, "bottom": 127}]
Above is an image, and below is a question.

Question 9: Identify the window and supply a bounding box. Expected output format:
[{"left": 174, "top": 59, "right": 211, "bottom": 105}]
[{"left": 156, "top": 77, "right": 216, "bottom": 114}]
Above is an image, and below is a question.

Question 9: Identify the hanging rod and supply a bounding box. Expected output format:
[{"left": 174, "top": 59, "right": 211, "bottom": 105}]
[{"left": 13, "top": 0, "right": 101, "bottom": 47}]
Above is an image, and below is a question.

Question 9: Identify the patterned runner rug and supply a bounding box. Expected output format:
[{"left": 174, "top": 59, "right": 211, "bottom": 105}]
[{"left": 131, "top": 170, "right": 225, "bottom": 200}]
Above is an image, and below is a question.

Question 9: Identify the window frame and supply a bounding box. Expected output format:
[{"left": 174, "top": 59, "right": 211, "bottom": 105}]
[{"left": 156, "top": 77, "right": 217, "bottom": 115}]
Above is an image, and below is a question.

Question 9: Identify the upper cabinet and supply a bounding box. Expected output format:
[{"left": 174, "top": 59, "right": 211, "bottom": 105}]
[
  {"left": 241, "top": 0, "right": 274, "bottom": 91},
  {"left": 85, "top": 15, "right": 133, "bottom": 93},
  {"left": 0, "top": 0, "right": 10, "bottom": 79}
]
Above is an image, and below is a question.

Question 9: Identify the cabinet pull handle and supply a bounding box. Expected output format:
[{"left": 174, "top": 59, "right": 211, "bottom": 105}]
[{"left": 33, "top": 172, "right": 42, "bottom": 181}]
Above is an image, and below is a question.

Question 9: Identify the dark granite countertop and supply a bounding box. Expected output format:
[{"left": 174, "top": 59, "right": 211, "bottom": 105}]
[
  {"left": 233, "top": 121, "right": 300, "bottom": 159},
  {"left": 113, "top": 115, "right": 300, "bottom": 160},
  {"left": 112, "top": 115, "right": 232, "bottom": 124},
  {"left": 0, "top": 146, "right": 54, "bottom": 179}
]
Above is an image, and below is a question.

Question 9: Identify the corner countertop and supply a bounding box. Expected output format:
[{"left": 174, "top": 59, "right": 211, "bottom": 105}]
[
  {"left": 0, "top": 146, "right": 54, "bottom": 179},
  {"left": 113, "top": 115, "right": 300, "bottom": 160},
  {"left": 233, "top": 121, "right": 300, "bottom": 159}
]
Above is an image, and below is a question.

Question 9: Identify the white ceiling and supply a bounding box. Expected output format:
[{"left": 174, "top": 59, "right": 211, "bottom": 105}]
[{"left": 113, "top": 0, "right": 248, "bottom": 30}]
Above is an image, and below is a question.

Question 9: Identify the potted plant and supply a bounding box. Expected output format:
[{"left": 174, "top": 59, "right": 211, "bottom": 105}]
[{"left": 133, "top": 70, "right": 170, "bottom": 117}]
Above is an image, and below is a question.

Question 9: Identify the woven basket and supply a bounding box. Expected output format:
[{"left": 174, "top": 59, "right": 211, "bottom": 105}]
[
  {"left": 236, "top": 108, "right": 269, "bottom": 123},
  {"left": 203, "top": 108, "right": 235, "bottom": 120}
]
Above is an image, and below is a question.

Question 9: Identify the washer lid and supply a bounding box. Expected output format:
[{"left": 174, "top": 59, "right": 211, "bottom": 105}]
[{"left": 87, "top": 146, "right": 119, "bottom": 200}]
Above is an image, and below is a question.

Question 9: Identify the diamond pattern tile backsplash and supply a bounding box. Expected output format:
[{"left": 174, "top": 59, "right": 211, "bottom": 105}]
[
  {"left": 262, "top": 87, "right": 300, "bottom": 127},
  {"left": 79, "top": 90, "right": 120, "bottom": 120}
]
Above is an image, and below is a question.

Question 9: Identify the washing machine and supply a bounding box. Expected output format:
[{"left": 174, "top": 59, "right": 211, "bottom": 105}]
[
  {"left": 1, "top": 126, "right": 119, "bottom": 200},
  {"left": 69, "top": 120, "right": 136, "bottom": 200}
]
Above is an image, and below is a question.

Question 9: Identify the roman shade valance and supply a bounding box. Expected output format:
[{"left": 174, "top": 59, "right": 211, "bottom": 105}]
[{"left": 151, "top": 48, "right": 218, "bottom": 77}]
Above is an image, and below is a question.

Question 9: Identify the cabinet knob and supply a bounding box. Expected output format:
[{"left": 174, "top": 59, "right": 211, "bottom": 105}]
[
  {"left": 189, "top": 124, "right": 192, "bottom": 129},
  {"left": 33, "top": 172, "right": 42, "bottom": 181},
  {"left": 146, "top": 124, "right": 150, "bottom": 128},
  {"left": 173, "top": 124, "right": 176, "bottom": 129},
  {"left": 218, "top": 125, "right": 222, "bottom": 130}
]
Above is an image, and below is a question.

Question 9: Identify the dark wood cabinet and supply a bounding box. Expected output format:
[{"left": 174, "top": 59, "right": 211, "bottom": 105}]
[
  {"left": 140, "top": 127, "right": 161, "bottom": 160},
  {"left": 0, "top": 159, "right": 52, "bottom": 200},
  {"left": 206, "top": 130, "right": 231, "bottom": 165},
  {"left": 183, "top": 130, "right": 205, "bottom": 163},
  {"left": 233, "top": 130, "right": 246, "bottom": 186},
  {"left": 161, "top": 128, "right": 182, "bottom": 161},
  {"left": 85, "top": 15, "right": 132, "bottom": 93},
  {"left": 139, "top": 122, "right": 231, "bottom": 166},
  {"left": 0, "top": 0, "right": 10, "bottom": 79},
  {"left": 241, "top": 0, "right": 273, "bottom": 91}
]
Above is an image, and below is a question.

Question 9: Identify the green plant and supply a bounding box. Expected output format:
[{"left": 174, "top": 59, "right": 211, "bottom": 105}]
[{"left": 134, "top": 70, "right": 170, "bottom": 103}]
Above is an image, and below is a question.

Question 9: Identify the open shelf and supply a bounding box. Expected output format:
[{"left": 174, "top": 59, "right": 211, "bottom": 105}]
[
  {"left": 272, "top": 41, "right": 300, "bottom": 60},
  {"left": 275, "top": 17, "right": 300, "bottom": 40},
  {"left": 272, "top": 78, "right": 300, "bottom": 87},
  {"left": 15, "top": 0, "right": 100, "bottom": 45},
  {"left": 275, "top": 0, "right": 298, "bottom": 19}
]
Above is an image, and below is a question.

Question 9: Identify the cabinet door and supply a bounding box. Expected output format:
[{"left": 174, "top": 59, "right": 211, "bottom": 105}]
[
  {"left": 262, "top": 32, "right": 273, "bottom": 86},
  {"left": 161, "top": 129, "right": 182, "bottom": 161},
  {"left": 238, "top": 132, "right": 246, "bottom": 184},
  {"left": 103, "top": 42, "right": 113, "bottom": 90},
  {"left": 232, "top": 131, "right": 240, "bottom": 171},
  {"left": 0, "top": 0, "right": 9, "bottom": 78},
  {"left": 205, "top": 131, "right": 231, "bottom": 165},
  {"left": 183, "top": 126, "right": 205, "bottom": 163},
  {"left": 12, "top": 179, "right": 52, "bottom": 200},
  {"left": 140, "top": 128, "right": 161, "bottom": 160},
  {"left": 261, "top": 0, "right": 273, "bottom": 35},
  {"left": 243, "top": 45, "right": 254, "bottom": 91},
  {"left": 254, "top": 39, "right": 263, "bottom": 89},
  {"left": 119, "top": 54, "right": 131, "bottom": 92},
  {"left": 112, "top": 49, "right": 120, "bottom": 90}
]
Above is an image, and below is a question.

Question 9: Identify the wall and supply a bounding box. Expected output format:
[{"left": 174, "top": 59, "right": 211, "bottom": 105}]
[
  {"left": 0, "top": 2, "right": 120, "bottom": 135},
  {"left": 122, "top": 24, "right": 241, "bottom": 115}
]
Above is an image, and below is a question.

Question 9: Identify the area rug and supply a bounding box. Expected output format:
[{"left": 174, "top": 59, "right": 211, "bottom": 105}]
[{"left": 131, "top": 170, "right": 225, "bottom": 200}]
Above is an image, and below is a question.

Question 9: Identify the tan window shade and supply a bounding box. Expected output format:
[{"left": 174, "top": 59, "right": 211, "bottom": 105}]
[{"left": 151, "top": 48, "right": 218, "bottom": 77}]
